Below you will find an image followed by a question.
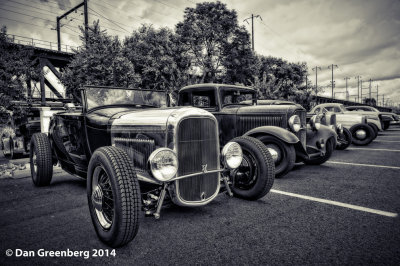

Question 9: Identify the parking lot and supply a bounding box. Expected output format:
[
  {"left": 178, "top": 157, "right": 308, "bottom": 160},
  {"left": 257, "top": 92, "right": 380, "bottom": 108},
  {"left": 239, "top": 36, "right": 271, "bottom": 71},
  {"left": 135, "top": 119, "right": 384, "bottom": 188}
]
[{"left": 1, "top": 127, "right": 399, "bottom": 265}]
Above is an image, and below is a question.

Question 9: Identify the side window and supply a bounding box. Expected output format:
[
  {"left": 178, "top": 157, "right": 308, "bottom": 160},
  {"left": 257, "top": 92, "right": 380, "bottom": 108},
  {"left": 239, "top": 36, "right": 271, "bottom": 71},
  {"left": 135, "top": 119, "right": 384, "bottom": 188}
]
[
  {"left": 314, "top": 107, "right": 320, "bottom": 114},
  {"left": 334, "top": 107, "right": 341, "bottom": 113}
]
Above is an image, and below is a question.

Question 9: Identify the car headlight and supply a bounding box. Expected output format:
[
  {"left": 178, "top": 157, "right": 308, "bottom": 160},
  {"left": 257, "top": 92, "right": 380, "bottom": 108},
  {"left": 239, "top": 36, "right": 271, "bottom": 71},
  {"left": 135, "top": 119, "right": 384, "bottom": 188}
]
[
  {"left": 148, "top": 148, "right": 178, "bottom": 182},
  {"left": 310, "top": 115, "right": 321, "bottom": 130},
  {"left": 221, "top": 142, "right": 243, "bottom": 169},
  {"left": 288, "top": 115, "right": 301, "bottom": 132}
]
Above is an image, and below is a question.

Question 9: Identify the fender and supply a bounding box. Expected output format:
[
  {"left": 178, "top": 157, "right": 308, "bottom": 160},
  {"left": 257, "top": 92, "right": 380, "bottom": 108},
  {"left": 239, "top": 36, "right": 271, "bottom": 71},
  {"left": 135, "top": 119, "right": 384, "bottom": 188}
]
[
  {"left": 243, "top": 126, "right": 300, "bottom": 144},
  {"left": 307, "top": 124, "right": 337, "bottom": 147}
]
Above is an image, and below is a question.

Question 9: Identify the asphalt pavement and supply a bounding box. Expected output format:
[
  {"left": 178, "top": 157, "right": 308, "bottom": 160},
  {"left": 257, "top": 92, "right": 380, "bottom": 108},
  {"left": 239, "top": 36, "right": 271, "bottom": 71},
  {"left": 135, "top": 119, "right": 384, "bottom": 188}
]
[{"left": 1, "top": 127, "right": 399, "bottom": 265}]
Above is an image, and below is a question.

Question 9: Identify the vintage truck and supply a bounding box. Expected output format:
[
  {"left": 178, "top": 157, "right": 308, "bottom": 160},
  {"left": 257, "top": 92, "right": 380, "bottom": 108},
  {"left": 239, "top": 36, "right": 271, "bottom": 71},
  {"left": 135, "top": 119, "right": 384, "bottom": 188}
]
[
  {"left": 30, "top": 86, "right": 275, "bottom": 247},
  {"left": 177, "top": 84, "right": 337, "bottom": 177}
]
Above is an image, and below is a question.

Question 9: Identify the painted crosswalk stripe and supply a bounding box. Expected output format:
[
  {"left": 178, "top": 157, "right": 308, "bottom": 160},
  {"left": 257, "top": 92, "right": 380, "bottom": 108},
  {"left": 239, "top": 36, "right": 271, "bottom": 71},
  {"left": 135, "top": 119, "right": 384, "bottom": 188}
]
[
  {"left": 346, "top": 147, "right": 400, "bottom": 152},
  {"left": 373, "top": 140, "right": 400, "bottom": 143},
  {"left": 270, "top": 189, "right": 398, "bottom": 218},
  {"left": 326, "top": 161, "right": 400, "bottom": 170}
]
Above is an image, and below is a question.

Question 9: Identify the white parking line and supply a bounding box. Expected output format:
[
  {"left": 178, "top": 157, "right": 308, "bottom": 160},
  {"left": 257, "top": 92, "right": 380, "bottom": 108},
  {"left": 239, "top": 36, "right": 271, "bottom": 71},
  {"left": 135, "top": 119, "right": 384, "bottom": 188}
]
[
  {"left": 347, "top": 147, "right": 400, "bottom": 152},
  {"left": 326, "top": 161, "right": 400, "bottom": 170},
  {"left": 373, "top": 140, "right": 400, "bottom": 143},
  {"left": 270, "top": 189, "right": 398, "bottom": 218}
]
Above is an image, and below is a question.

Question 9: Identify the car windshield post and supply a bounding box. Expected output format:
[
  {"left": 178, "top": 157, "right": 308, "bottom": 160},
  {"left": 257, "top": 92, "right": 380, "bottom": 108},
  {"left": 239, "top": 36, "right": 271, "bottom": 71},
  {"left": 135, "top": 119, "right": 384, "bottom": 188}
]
[{"left": 83, "top": 86, "right": 167, "bottom": 111}]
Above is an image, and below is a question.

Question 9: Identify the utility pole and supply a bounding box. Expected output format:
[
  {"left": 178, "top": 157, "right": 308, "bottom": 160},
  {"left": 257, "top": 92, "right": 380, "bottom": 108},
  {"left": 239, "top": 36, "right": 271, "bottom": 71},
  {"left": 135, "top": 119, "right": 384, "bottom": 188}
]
[
  {"left": 344, "top": 77, "right": 350, "bottom": 101},
  {"left": 312, "top": 66, "right": 322, "bottom": 95},
  {"left": 368, "top": 78, "right": 373, "bottom": 100},
  {"left": 360, "top": 80, "right": 363, "bottom": 103},
  {"left": 57, "top": 0, "right": 88, "bottom": 51},
  {"left": 376, "top": 84, "right": 379, "bottom": 103},
  {"left": 355, "top": 75, "right": 361, "bottom": 103},
  {"left": 244, "top": 14, "right": 262, "bottom": 51},
  {"left": 328, "top": 64, "right": 338, "bottom": 99},
  {"left": 382, "top": 94, "right": 385, "bottom": 106}
]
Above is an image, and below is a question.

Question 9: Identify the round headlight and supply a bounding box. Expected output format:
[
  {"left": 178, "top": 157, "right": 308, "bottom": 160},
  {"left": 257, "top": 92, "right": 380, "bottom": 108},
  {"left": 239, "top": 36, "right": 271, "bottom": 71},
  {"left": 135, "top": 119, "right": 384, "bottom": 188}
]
[
  {"left": 148, "top": 148, "right": 178, "bottom": 182},
  {"left": 221, "top": 142, "right": 243, "bottom": 169},
  {"left": 288, "top": 115, "right": 301, "bottom": 132},
  {"left": 310, "top": 115, "right": 321, "bottom": 130}
]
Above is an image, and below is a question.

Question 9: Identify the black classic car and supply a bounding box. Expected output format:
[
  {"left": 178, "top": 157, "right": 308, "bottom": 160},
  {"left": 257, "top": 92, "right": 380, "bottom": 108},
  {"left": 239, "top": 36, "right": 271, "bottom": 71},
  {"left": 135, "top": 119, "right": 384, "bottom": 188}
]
[
  {"left": 30, "top": 86, "right": 275, "bottom": 247},
  {"left": 177, "top": 84, "right": 337, "bottom": 177}
]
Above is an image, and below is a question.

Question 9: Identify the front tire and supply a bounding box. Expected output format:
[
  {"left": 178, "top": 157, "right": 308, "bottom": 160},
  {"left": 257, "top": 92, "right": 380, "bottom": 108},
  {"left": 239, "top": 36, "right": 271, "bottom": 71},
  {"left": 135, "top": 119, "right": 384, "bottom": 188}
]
[
  {"left": 30, "top": 133, "right": 53, "bottom": 186},
  {"left": 336, "top": 128, "right": 352, "bottom": 150},
  {"left": 256, "top": 135, "right": 295, "bottom": 178},
  {"left": 350, "top": 124, "right": 375, "bottom": 146},
  {"left": 87, "top": 146, "right": 141, "bottom": 248},
  {"left": 368, "top": 123, "right": 378, "bottom": 140},
  {"left": 304, "top": 137, "right": 335, "bottom": 165},
  {"left": 383, "top": 121, "right": 390, "bottom": 130},
  {"left": 230, "top": 136, "right": 275, "bottom": 200}
]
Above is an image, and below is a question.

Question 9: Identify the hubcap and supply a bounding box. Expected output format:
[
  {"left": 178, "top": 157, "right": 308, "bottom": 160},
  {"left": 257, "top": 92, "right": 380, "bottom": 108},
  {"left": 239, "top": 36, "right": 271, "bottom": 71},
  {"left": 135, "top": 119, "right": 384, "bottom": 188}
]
[
  {"left": 355, "top": 129, "right": 367, "bottom": 139},
  {"left": 265, "top": 143, "right": 282, "bottom": 165},
  {"left": 92, "top": 185, "right": 104, "bottom": 212},
  {"left": 92, "top": 166, "right": 114, "bottom": 230},
  {"left": 267, "top": 148, "right": 279, "bottom": 163}
]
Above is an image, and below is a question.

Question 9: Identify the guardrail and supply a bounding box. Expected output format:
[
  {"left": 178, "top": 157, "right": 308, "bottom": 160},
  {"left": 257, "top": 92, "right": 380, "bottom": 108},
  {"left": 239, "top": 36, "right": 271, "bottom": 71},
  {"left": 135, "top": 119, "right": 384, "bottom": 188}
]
[{"left": 6, "top": 34, "right": 77, "bottom": 53}]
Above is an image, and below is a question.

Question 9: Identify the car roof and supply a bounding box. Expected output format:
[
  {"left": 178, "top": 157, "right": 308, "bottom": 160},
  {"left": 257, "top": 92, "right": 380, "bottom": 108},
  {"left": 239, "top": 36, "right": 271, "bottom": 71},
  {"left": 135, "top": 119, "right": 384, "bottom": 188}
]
[
  {"left": 314, "top": 103, "right": 343, "bottom": 108},
  {"left": 180, "top": 83, "right": 256, "bottom": 93}
]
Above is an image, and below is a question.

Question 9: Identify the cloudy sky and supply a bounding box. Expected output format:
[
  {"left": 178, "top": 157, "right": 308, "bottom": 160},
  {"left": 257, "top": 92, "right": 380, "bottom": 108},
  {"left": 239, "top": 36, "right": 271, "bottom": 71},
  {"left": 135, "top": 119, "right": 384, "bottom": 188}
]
[{"left": 1, "top": 0, "right": 399, "bottom": 107}]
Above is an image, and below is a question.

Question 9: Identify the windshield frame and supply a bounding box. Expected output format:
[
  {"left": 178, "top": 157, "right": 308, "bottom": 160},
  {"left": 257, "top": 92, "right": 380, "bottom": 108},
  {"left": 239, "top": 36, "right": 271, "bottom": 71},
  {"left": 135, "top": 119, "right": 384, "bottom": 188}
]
[{"left": 81, "top": 86, "right": 168, "bottom": 113}]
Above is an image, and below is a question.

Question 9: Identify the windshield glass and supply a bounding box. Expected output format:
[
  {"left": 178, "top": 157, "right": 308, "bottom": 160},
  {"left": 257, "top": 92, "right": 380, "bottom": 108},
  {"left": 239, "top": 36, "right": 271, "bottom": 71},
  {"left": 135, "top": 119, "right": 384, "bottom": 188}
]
[
  {"left": 220, "top": 87, "right": 255, "bottom": 106},
  {"left": 84, "top": 87, "right": 167, "bottom": 110}
]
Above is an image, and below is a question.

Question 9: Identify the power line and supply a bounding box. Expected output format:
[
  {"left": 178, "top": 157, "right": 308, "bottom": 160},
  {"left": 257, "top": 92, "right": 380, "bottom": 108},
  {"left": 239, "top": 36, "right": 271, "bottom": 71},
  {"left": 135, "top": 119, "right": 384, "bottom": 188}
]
[
  {"left": 88, "top": 7, "right": 130, "bottom": 33},
  {"left": 0, "top": 16, "right": 53, "bottom": 30},
  {"left": 7, "top": 0, "right": 60, "bottom": 14},
  {"left": 2, "top": 2, "right": 56, "bottom": 19},
  {"left": 0, "top": 7, "right": 55, "bottom": 24}
]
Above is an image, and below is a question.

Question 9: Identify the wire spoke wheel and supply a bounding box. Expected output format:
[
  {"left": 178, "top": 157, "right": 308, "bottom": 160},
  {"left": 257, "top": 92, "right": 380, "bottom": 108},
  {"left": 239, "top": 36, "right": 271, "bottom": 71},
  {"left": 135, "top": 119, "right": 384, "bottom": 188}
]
[
  {"left": 92, "top": 165, "right": 114, "bottom": 230},
  {"left": 233, "top": 150, "right": 258, "bottom": 190}
]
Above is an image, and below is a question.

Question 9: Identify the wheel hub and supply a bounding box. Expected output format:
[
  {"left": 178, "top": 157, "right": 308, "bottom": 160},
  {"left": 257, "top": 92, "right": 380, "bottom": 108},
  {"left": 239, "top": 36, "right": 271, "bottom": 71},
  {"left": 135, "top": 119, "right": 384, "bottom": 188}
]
[
  {"left": 267, "top": 148, "right": 279, "bottom": 163},
  {"left": 355, "top": 129, "right": 367, "bottom": 139},
  {"left": 92, "top": 185, "right": 104, "bottom": 212}
]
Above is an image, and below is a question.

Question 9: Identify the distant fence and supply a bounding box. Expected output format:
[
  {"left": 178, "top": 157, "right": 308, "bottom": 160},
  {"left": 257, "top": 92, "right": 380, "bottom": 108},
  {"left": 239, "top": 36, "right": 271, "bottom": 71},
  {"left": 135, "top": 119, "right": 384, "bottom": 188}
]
[{"left": 6, "top": 34, "right": 77, "bottom": 53}]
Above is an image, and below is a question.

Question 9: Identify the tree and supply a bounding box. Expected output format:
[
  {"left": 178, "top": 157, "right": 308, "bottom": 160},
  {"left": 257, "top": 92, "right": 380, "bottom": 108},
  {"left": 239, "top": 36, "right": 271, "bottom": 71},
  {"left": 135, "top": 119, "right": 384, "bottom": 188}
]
[
  {"left": 255, "top": 55, "right": 308, "bottom": 100},
  {"left": 0, "top": 26, "right": 39, "bottom": 117},
  {"left": 123, "top": 25, "right": 191, "bottom": 92},
  {"left": 61, "top": 21, "right": 139, "bottom": 101},
  {"left": 364, "top": 98, "right": 376, "bottom": 106},
  {"left": 222, "top": 26, "right": 259, "bottom": 85},
  {"left": 176, "top": 1, "right": 249, "bottom": 83}
]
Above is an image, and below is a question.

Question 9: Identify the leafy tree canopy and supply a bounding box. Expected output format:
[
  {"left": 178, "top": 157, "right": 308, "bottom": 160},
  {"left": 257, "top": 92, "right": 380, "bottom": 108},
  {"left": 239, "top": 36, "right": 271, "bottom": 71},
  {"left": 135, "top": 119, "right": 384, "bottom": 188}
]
[
  {"left": 61, "top": 21, "right": 140, "bottom": 101},
  {"left": 123, "top": 25, "right": 191, "bottom": 92}
]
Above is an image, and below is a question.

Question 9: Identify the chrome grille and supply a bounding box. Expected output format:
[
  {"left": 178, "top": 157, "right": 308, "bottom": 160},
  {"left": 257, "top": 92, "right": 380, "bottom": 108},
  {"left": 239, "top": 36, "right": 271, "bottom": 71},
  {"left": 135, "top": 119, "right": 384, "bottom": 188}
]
[
  {"left": 177, "top": 118, "right": 219, "bottom": 202},
  {"left": 114, "top": 137, "right": 155, "bottom": 172},
  {"left": 238, "top": 115, "right": 285, "bottom": 135}
]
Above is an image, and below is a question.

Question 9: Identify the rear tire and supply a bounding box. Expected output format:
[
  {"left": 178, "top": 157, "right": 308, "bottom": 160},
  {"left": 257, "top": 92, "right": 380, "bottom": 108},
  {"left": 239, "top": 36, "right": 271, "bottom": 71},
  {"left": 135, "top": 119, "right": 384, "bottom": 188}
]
[
  {"left": 230, "top": 136, "right": 275, "bottom": 200},
  {"left": 304, "top": 137, "right": 335, "bottom": 165},
  {"left": 87, "top": 146, "right": 141, "bottom": 247},
  {"left": 30, "top": 133, "right": 53, "bottom": 186},
  {"left": 383, "top": 121, "right": 390, "bottom": 130},
  {"left": 336, "top": 128, "right": 352, "bottom": 150},
  {"left": 256, "top": 135, "right": 295, "bottom": 178},
  {"left": 350, "top": 124, "right": 375, "bottom": 146}
]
